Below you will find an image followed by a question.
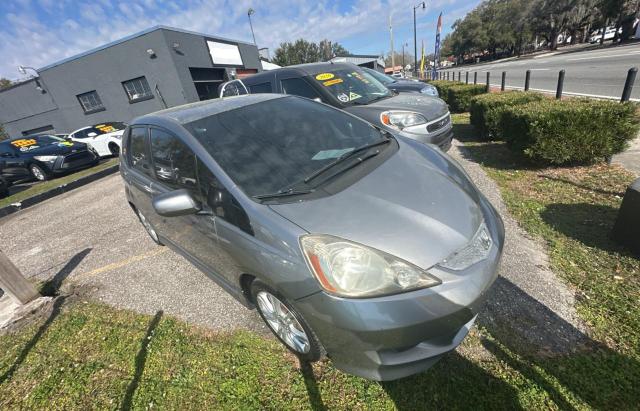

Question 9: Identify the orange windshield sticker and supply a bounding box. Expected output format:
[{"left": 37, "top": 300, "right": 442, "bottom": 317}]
[
  {"left": 323, "top": 78, "right": 344, "bottom": 87},
  {"left": 10, "top": 139, "right": 36, "bottom": 148}
]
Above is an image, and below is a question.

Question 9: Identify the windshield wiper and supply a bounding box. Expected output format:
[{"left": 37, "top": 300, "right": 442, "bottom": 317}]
[
  {"left": 253, "top": 188, "right": 314, "bottom": 200},
  {"left": 303, "top": 138, "right": 391, "bottom": 184},
  {"left": 310, "top": 150, "right": 381, "bottom": 187}
]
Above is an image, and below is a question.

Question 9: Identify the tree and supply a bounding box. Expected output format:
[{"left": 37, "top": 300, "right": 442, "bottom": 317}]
[
  {"left": 0, "top": 78, "right": 12, "bottom": 90},
  {"left": 272, "top": 39, "right": 350, "bottom": 66},
  {"left": 384, "top": 51, "right": 415, "bottom": 68}
]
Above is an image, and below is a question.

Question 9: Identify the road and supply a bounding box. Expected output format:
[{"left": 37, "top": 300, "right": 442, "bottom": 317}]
[{"left": 444, "top": 42, "right": 640, "bottom": 101}]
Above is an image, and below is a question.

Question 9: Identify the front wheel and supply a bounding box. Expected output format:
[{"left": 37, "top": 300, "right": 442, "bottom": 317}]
[
  {"left": 136, "top": 208, "right": 163, "bottom": 245},
  {"left": 108, "top": 142, "right": 120, "bottom": 156},
  {"left": 30, "top": 164, "right": 48, "bottom": 181},
  {"left": 251, "top": 281, "right": 324, "bottom": 362}
]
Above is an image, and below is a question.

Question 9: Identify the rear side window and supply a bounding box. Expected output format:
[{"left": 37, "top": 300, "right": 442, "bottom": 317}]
[
  {"left": 127, "top": 127, "right": 152, "bottom": 176},
  {"left": 149, "top": 128, "right": 197, "bottom": 189},
  {"left": 248, "top": 82, "right": 272, "bottom": 94},
  {"left": 280, "top": 78, "right": 321, "bottom": 100}
]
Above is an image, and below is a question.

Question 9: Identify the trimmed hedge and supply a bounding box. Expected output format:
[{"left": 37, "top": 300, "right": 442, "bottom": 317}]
[
  {"left": 469, "top": 92, "right": 546, "bottom": 140},
  {"left": 499, "top": 98, "right": 640, "bottom": 165},
  {"left": 446, "top": 84, "right": 487, "bottom": 113}
]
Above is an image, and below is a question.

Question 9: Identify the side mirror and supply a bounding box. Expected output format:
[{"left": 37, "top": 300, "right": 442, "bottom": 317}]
[
  {"left": 152, "top": 189, "right": 201, "bottom": 217},
  {"left": 87, "top": 132, "right": 98, "bottom": 138}
]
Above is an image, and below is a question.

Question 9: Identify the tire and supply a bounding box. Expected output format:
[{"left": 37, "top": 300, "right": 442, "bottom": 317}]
[
  {"left": 108, "top": 143, "right": 120, "bottom": 156},
  {"left": 30, "top": 164, "right": 48, "bottom": 181},
  {"left": 251, "top": 280, "right": 324, "bottom": 362},
  {"left": 136, "top": 208, "right": 163, "bottom": 246}
]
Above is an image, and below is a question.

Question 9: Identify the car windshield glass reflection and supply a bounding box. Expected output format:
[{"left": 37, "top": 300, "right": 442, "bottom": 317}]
[
  {"left": 307, "top": 68, "right": 393, "bottom": 105},
  {"left": 184, "top": 96, "right": 386, "bottom": 197}
]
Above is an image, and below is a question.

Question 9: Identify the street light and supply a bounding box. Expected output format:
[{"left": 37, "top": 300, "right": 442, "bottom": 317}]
[
  {"left": 18, "top": 65, "right": 44, "bottom": 92},
  {"left": 413, "top": 2, "right": 426, "bottom": 77},
  {"left": 247, "top": 8, "right": 257, "bottom": 46}
]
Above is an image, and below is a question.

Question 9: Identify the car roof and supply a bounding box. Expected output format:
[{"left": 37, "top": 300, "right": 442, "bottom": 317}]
[
  {"left": 243, "top": 62, "right": 358, "bottom": 84},
  {"left": 131, "top": 94, "right": 286, "bottom": 126}
]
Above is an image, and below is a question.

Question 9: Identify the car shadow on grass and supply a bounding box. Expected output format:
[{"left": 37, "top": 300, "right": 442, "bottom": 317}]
[{"left": 382, "top": 275, "right": 640, "bottom": 409}]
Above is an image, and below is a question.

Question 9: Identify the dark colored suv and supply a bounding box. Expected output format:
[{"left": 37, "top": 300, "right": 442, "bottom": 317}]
[
  {"left": 235, "top": 62, "right": 453, "bottom": 150},
  {"left": 0, "top": 135, "right": 98, "bottom": 184}
]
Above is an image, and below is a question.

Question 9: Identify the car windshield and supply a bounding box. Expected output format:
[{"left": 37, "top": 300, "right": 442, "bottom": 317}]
[
  {"left": 88, "top": 122, "right": 126, "bottom": 135},
  {"left": 9, "top": 135, "right": 66, "bottom": 152},
  {"left": 184, "top": 96, "right": 387, "bottom": 197},
  {"left": 307, "top": 68, "right": 393, "bottom": 105},
  {"left": 363, "top": 68, "right": 395, "bottom": 85}
]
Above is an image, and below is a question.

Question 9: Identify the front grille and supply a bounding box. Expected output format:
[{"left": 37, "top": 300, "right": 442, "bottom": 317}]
[
  {"left": 61, "top": 151, "right": 95, "bottom": 169},
  {"left": 427, "top": 115, "right": 450, "bottom": 133}
]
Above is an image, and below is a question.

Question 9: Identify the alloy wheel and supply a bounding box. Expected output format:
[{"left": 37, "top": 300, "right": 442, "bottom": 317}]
[
  {"left": 137, "top": 209, "right": 159, "bottom": 243},
  {"left": 31, "top": 166, "right": 45, "bottom": 181},
  {"left": 256, "top": 291, "right": 310, "bottom": 354}
]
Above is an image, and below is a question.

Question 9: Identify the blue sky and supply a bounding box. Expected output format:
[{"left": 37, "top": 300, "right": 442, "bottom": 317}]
[{"left": 0, "top": 0, "right": 480, "bottom": 79}]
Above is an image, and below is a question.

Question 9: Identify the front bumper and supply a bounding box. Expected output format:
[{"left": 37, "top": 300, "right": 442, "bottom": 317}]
[
  {"left": 46, "top": 150, "right": 99, "bottom": 174},
  {"left": 400, "top": 123, "right": 453, "bottom": 152},
  {"left": 294, "top": 198, "right": 504, "bottom": 381}
]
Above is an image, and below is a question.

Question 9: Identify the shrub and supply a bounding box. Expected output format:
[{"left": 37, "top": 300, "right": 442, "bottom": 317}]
[
  {"left": 499, "top": 99, "right": 640, "bottom": 165},
  {"left": 469, "top": 92, "right": 546, "bottom": 140},
  {"left": 446, "top": 84, "right": 487, "bottom": 113}
]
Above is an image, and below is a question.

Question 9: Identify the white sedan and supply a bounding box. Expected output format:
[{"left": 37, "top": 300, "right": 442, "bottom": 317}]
[{"left": 68, "top": 122, "right": 126, "bottom": 157}]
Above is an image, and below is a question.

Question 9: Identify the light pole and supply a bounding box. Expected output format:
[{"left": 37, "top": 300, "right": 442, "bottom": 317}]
[
  {"left": 247, "top": 8, "right": 257, "bottom": 46},
  {"left": 413, "top": 2, "right": 426, "bottom": 77},
  {"left": 18, "top": 65, "right": 44, "bottom": 92},
  {"left": 401, "top": 42, "right": 408, "bottom": 72}
]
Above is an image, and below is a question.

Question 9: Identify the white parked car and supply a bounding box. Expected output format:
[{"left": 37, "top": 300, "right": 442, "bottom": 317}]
[
  {"left": 590, "top": 27, "right": 621, "bottom": 43},
  {"left": 68, "top": 122, "right": 126, "bottom": 157}
]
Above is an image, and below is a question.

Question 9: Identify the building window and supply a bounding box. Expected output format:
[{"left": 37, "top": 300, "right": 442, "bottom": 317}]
[
  {"left": 77, "top": 91, "right": 105, "bottom": 114},
  {"left": 122, "top": 76, "right": 154, "bottom": 103}
]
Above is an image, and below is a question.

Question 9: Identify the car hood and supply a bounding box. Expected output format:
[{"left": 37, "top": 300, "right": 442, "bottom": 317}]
[
  {"left": 345, "top": 93, "right": 448, "bottom": 122},
  {"left": 269, "top": 139, "right": 484, "bottom": 269},
  {"left": 26, "top": 141, "right": 87, "bottom": 156}
]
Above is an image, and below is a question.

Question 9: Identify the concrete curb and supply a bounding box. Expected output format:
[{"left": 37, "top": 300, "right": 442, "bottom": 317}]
[{"left": 0, "top": 164, "right": 119, "bottom": 219}]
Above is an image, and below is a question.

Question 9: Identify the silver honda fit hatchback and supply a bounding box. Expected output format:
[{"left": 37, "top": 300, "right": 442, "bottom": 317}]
[{"left": 121, "top": 94, "right": 504, "bottom": 381}]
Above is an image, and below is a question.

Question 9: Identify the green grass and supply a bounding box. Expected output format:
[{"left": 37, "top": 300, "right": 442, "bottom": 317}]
[
  {"left": 0, "top": 299, "right": 610, "bottom": 410},
  {"left": 0, "top": 158, "right": 118, "bottom": 208},
  {"left": 2, "top": 118, "right": 639, "bottom": 409}
]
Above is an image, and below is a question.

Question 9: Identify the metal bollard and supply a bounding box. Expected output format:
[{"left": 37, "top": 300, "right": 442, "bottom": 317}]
[
  {"left": 466, "top": 72, "right": 469, "bottom": 84},
  {"left": 501, "top": 71, "right": 506, "bottom": 91},
  {"left": 525, "top": 70, "right": 531, "bottom": 91},
  {"left": 447, "top": 71, "right": 450, "bottom": 81},
  {"left": 621, "top": 67, "right": 637, "bottom": 102},
  {"left": 556, "top": 69, "right": 565, "bottom": 99},
  {"left": 458, "top": 71, "right": 461, "bottom": 82},
  {"left": 486, "top": 72, "right": 490, "bottom": 92},
  {"left": 474, "top": 72, "right": 477, "bottom": 84}
]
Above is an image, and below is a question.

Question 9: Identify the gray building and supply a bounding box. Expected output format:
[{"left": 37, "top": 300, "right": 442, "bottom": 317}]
[
  {"left": 329, "top": 55, "right": 386, "bottom": 72},
  {"left": 0, "top": 26, "right": 262, "bottom": 137}
]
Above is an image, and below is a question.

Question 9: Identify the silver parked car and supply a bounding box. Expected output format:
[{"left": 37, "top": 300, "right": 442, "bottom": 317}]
[{"left": 121, "top": 94, "right": 504, "bottom": 381}]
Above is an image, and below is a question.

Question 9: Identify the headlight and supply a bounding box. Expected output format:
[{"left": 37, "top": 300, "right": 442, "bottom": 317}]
[
  {"left": 33, "top": 155, "right": 58, "bottom": 162},
  {"left": 300, "top": 235, "right": 440, "bottom": 298},
  {"left": 420, "top": 86, "right": 438, "bottom": 96},
  {"left": 438, "top": 222, "right": 492, "bottom": 270},
  {"left": 380, "top": 111, "right": 428, "bottom": 130}
]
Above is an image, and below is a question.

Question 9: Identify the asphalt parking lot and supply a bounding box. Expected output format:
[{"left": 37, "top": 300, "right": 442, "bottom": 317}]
[{"left": 0, "top": 141, "right": 590, "bottom": 354}]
